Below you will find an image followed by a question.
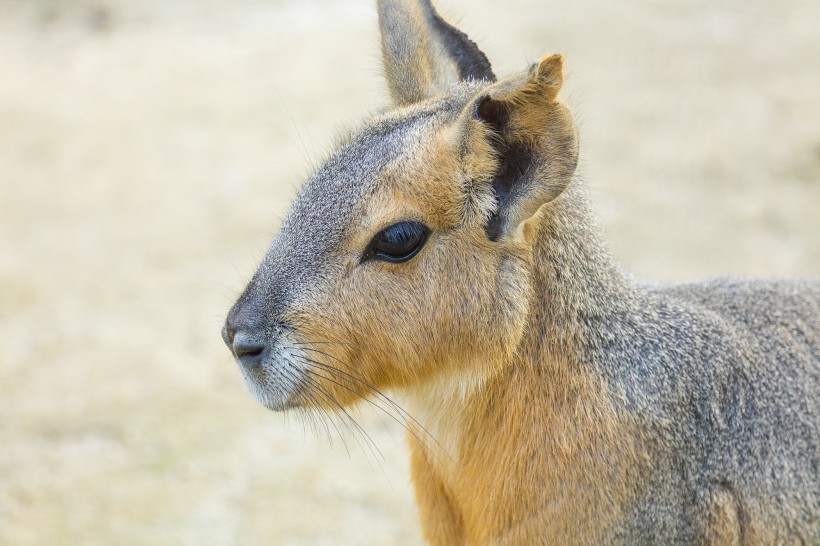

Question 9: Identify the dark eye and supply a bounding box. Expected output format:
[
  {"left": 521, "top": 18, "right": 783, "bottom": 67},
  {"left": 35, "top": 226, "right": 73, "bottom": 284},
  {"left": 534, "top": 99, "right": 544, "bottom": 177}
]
[{"left": 362, "top": 221, "right": 431, "bottom": 263}]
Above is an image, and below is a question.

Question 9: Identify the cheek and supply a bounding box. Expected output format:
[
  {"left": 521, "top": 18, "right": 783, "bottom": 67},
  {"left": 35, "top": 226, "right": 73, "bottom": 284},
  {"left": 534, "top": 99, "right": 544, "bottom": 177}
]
[
  {"left": 342, "top": 269, "right": 433, "bottom": 385},
  {"left": 346, "top": 246, "right": 530, "bottom": 384},
  {"left": 287, "top": 280, "right": 421, "bottom": 388},
  {"left": 424, "top": 249, "right": 531, "bottom": 367},
  {"left": 290, "top": 240, "right": 532, "bottom": 391}
]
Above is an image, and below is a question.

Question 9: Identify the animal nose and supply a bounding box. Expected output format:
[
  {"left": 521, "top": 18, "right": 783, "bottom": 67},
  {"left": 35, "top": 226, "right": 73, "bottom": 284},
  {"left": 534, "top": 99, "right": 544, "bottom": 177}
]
[
  {"left": 232, "top": 334, "right": 268, "bottom": 368},
  {"left": 223, "top": 303, "right": 268, "bottom": 369}
]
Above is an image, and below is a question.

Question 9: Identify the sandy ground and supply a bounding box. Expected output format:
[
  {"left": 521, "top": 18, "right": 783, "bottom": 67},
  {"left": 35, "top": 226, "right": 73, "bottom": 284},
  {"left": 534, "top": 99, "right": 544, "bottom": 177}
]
[{"left": 0, "top": 0, "right": 818, "bottom": 544}]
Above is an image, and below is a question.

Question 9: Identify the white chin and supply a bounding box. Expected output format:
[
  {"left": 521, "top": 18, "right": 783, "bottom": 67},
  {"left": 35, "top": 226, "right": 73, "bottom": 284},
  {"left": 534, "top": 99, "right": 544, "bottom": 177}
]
[
  {"left": 239, "top": 365, "right": 302, "bottom": 412},
  {"left": 235, "top": 339, "right": 308, "bottom": 411}
]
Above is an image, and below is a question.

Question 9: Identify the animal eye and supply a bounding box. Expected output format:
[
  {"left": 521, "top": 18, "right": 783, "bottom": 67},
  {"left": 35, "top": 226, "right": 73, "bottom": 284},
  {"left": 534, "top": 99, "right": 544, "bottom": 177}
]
[{"left": 363, "top": 221, "right": 430, "bottom": 263}]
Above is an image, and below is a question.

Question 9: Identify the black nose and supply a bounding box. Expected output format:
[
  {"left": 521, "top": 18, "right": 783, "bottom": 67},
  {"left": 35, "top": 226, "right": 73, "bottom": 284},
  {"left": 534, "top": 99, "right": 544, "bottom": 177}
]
[
  {"left": 232, "top": 336, "right": 268, "bottom": 368},
  {"left": 223, "top": 303, "right": 268, "bottom": 369}
]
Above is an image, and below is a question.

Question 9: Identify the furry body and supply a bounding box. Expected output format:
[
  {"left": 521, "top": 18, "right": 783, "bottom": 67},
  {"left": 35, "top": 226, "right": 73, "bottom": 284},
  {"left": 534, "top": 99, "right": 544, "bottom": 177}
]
[
  {"left": 404, "top": 185, "right": 818, "bottom": 544},
  {"left": 223, "top": 1, "right": 819, "bottom": 543}
]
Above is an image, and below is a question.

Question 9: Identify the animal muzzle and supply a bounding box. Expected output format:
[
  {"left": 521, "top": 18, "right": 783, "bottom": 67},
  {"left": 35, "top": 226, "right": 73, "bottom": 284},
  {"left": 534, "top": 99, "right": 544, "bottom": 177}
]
[{"left": 223, "top": 301, "right": 269, "bottom": 370}]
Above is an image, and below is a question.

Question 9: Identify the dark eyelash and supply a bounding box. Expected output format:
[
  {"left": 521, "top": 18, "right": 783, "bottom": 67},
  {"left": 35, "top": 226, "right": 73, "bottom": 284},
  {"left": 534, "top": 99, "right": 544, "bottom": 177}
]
[{"left": 362, "top": 221, "right": 431, "bottom": 264}]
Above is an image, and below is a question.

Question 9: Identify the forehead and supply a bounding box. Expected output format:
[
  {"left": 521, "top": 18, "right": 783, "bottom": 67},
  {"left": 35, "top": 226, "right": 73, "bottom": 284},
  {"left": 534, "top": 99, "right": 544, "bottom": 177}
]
[
  {"left": 277, "top": 84, "right": 481, "bottom": 253},
  {"left": 277, "top": 110, "right": 443, "bottom": 255},
  {"left": 255, "top": 110, "right": 439, "bottom": 298},
  {"left": 248, "top": 87, "right": 478, "bottom": 312}
]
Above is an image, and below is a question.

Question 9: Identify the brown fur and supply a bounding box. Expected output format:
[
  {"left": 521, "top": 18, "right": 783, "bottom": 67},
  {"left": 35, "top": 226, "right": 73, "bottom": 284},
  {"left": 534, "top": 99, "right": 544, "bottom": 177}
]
[
  {"left": 399, "top": 192, "right": 652, "bottom": 544},
  {"left": 408, "top": 359, "right": 651, "bottom": 545}
]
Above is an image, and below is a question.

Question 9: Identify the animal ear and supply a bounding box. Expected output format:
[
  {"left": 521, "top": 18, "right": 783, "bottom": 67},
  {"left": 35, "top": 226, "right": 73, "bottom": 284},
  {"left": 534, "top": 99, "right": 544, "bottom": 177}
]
[
  {"left": 466, "top": 55, "right": 579, "bottom": 241},
  {"left": 377, "top": 0, "right": 495, "bottom": 106}
]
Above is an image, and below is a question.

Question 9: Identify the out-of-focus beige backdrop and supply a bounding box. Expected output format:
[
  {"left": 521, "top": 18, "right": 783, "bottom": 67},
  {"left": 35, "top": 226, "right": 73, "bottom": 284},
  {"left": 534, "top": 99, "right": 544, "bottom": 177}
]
[{"left": 1, "top": 0, "right": 818, "bottom": 544}]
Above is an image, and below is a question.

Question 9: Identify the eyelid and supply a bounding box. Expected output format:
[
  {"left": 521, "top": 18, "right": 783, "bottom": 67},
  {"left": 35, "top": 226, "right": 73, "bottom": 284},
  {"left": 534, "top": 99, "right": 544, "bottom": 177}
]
[
  {"left": 371, "top": 217, "right": 426, "bottom": 235},
  {"left": 361, "top": 220, "right": 430, "bottom": 264}
]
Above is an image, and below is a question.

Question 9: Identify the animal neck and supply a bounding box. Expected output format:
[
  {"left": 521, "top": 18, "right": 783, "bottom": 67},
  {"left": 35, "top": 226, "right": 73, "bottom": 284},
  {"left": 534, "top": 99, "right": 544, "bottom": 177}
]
[
  {"left": 524, "top": 180, "right": 633, "bottom": 357},
  {"left": 405, "top": 180, "right": 635, "bottom": 463}
]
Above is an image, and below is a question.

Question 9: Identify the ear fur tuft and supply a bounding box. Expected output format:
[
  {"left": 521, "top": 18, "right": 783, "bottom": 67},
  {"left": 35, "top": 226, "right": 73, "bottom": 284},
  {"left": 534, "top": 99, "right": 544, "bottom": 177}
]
[{"left": 535, "top": 54, "right": 563, "bottom": 91}]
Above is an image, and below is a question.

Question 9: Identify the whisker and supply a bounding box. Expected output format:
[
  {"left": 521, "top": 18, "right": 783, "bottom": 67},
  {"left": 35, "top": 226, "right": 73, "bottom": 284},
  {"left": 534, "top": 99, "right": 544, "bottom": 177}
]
[
  {"left": 283, "top": 367, "right": 339, "bottom": 446},
  {"left": 283, "top": 367, "right": 347, "bottom": 454},
  {"left": 292, "top": 340, "right": 354, "bottom": 348},
  {"left": 297, "top": 368, "right": 394, "bottom": 483},
  {"left": 297, "top": 358, "right": 449, "bottom": 473},
  {"left": 299, "top": 347, "right": 419, "bottom": 419},
  {"left": 300, "top": 370, "right": 386, "bottom": 463},
  {"left": 295, "top": 349, "right": 451, "bottom": 461},
  {"left": 286, "top": 316, "right": 446, "bottom": 476},
  {"left": 300, "top": 371, "right": 364, "bottom": 458}
]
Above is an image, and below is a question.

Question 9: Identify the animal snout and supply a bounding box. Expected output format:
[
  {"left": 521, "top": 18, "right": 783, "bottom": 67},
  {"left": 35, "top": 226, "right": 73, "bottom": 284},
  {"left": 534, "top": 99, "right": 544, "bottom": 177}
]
[
  {"left": 231, "top": 334, "right": 268, "bottom": 368},
  {"left": 223, "top": 304, "right": 268, "bottom": 369}
]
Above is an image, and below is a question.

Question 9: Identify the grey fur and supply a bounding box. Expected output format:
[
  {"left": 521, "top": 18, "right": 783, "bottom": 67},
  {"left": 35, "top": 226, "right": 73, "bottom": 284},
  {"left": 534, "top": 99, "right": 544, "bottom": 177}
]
[{"left": 526, "top": 185, "right": 819, "bottom": 542}]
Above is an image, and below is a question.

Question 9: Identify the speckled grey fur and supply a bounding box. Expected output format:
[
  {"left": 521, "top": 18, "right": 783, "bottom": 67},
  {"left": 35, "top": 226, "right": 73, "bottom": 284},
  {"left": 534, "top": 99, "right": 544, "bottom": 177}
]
[
  {"left": 601, "top": 276, "right": 819, "bottom": 543},
  {"left": 522, "top": 185, "right": 819, "bottom": 542}
]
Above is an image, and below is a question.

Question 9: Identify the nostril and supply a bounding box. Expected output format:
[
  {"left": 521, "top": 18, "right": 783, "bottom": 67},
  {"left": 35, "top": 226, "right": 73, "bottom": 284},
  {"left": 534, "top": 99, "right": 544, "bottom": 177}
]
[
  {"left": 237, "top": 344, "right": 264, "bottom": 358},
  {"left": 232, "top": 338, "right": 268, "bottom": 368}
]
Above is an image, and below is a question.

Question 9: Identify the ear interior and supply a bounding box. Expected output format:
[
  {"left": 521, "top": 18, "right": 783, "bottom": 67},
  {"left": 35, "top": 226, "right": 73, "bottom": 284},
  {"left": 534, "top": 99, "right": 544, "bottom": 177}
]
[
  {"left": 475, "top": 94, "right": 509, "bottom": 131},
  {"left": 474, "top": 97, "right": 532, "bottom": 241},
  {"left": 468, "top": 54, "right": 578, "bottom": 240}
]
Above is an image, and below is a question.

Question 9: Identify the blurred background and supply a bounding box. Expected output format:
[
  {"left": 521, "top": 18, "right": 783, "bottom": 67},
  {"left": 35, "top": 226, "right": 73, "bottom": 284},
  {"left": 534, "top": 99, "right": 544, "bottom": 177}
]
[{"left": 0, "top": 0, "right": 818, "bottom": 544}]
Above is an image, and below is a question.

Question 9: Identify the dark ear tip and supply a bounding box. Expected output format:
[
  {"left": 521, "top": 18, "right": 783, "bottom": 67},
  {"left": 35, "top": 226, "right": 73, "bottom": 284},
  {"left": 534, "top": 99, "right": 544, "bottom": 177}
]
[{"left": 474, "top": 95, "right": 508, "bottom": 130}]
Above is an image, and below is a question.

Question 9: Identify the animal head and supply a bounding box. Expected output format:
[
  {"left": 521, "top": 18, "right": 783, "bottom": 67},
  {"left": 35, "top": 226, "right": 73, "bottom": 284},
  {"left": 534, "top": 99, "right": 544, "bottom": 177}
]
[{"left": 223, "top": 0, "right": 579, "bottom": 411}]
